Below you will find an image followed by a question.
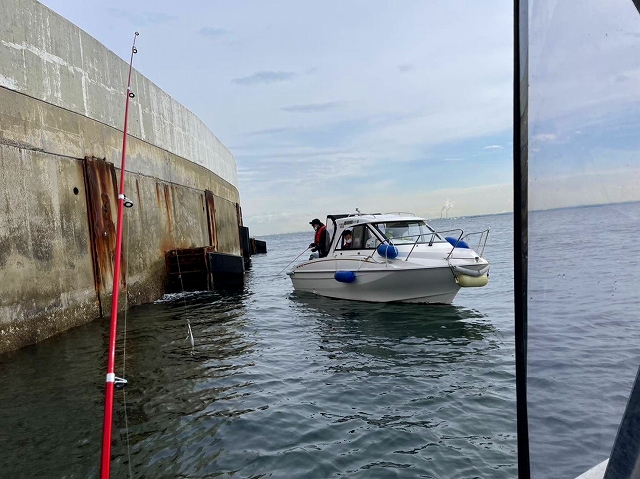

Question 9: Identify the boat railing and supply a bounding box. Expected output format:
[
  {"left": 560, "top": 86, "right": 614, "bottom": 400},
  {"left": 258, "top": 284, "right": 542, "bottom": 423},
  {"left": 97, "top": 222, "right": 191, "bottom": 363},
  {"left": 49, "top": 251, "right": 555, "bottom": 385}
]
[
  {"left": 383, "top": 211, "right": 418, "bottom": 217},
  {"left": 461, "top": 228, "right": 490, "bottom": 257},
  {"left": 395, "top": 228, "right": 463, "bottom": 261},
  {"left": 381, "top": 227, "right": 488, "bottom": 262},
  {"left": 432, "top": 229, "right": 465, "bottom": 260}
]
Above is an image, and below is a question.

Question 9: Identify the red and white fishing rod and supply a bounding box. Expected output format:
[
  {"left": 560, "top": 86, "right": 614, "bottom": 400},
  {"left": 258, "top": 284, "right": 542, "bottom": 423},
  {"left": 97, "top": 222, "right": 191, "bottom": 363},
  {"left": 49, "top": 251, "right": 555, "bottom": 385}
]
[{"left": 100, "top": 31, "right": 138, "bottom": 479}]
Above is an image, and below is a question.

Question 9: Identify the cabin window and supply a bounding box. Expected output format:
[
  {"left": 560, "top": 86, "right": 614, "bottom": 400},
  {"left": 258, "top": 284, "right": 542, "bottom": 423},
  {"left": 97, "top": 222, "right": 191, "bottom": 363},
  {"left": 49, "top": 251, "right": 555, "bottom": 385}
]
[
  {"left": 374, "top": 221, "right": 443, "bottom": 245},
  {"left": 348, "top": 225, "right": 380, "bottom": 249},
  {"left": 350, "top": 225, "right": 365, "bottom": 249},
  {"left": 336, "top": 230, "right": 351, "bottom": 250}
]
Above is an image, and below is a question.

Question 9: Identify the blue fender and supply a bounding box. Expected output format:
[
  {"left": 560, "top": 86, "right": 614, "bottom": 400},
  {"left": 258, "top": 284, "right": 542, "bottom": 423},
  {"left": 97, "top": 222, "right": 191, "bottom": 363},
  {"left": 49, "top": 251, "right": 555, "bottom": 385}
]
[
  {"left": 445, "top": 237, "right": 469, "bottom": 249},
  {"left": 376, "top": 244, "right": 399, "bottom": 259},
  {"left": 334, "top": 270, "right": 356, "bottom": 283}
]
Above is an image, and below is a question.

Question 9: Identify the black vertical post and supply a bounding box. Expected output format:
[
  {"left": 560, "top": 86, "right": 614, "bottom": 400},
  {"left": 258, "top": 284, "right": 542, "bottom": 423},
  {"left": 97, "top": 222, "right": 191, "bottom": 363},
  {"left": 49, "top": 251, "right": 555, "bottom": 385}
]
[{"left": 514, "top": 0, "right": 530, "bottom": 477}]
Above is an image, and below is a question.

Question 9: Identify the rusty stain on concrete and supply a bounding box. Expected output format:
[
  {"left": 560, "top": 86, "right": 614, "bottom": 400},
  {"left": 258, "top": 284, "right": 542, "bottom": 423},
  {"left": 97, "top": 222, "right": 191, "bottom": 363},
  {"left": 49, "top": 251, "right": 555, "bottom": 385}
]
[
  {"left": 205, "top": 190, "right": 218, "bottom": 250},
  {"left": 163, "top": 183, "right": 173, "bottom": 233},
  {"left": 0, "top": 0, "right": 245, "bottom": 353},
  {"left": 135, "top": 178, "right": 141, "bottom": 207},
  {"left": 82, "top": 156, "right": 120, "bottom": 315}
]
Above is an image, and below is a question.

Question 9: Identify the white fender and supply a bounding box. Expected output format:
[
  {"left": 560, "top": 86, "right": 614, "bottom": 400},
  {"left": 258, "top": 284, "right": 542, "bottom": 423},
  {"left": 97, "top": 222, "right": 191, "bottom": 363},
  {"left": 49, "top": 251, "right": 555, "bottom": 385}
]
[{"left": 452, "top": 264, "right": 490, "bottom": 277}]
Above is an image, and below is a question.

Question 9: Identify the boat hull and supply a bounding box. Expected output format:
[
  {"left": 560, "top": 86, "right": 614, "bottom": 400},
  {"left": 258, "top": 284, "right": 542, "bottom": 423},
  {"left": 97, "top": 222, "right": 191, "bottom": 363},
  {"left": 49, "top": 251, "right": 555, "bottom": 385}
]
[{"left": 289, "top": 262, "right": 460, "bottom": 304}]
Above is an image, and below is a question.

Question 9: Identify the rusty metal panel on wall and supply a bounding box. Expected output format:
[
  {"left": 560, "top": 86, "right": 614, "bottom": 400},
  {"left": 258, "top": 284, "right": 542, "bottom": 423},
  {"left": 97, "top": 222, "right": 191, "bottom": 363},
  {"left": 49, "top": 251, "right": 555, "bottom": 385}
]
[
  {"left": 213, "top": 197, "right": 242, "bottom": 256},
  {"left": 205, "top": 190, "right": 218, "bottom": 250},
  {"left": 82, "top": 156, "right": 121, "bottom": 317},
  {"left": 236, "top": 202, "right": 243, "bottom": 227}
]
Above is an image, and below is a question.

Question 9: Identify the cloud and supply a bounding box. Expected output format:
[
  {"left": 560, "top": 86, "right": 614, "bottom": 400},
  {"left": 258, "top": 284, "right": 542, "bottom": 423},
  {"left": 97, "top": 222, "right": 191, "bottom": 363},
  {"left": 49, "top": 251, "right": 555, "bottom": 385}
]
[
  {"left": 529, "top": 0, "right": 640, "bottom": 124},
  {"left": 38, "top": 0, "right": 640, "bottom": 236},
  {"left": 281, "top": 101, "right": 344, "bottom": 113},
  {"left": 243, "top": 127, "right": 297, "bottom": 137},
  {"left": 529, "top": 168, "right": 640, "bottom": 211},
  {"left": 199, "top": 27, "right": 229, "bottom": 39},
  {"left": 107, "top": 9, "right": 177, "bottom": 25},
  {"left": 243, "top": 179, "right": 514, "bottom": 236},
  {"left": 232, "top": 71, "right": 296, "bottom": 85},
  {"left": 533, "top": 133, "right": 557, "bottom": 141}
]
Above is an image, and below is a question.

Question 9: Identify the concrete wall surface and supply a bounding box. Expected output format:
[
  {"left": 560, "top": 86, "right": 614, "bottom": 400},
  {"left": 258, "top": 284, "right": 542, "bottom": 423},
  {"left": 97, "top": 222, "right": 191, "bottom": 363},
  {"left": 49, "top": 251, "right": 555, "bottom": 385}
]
[
  {"left": 0, "top": 0, "right": 238, "bottom": 187},
  {"left": 0, "top": 0, "right": 245, "bottom": 353},
  {"left": 0, "top": 145, "right": 101, "bottom": 350}
]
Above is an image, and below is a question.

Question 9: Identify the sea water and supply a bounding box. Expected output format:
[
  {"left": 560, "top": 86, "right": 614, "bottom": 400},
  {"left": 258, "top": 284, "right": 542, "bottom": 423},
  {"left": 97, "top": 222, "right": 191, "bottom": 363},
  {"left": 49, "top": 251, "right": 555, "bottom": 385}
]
[{"left": 1, "top": 204, "right": 636, "bottom": 478}]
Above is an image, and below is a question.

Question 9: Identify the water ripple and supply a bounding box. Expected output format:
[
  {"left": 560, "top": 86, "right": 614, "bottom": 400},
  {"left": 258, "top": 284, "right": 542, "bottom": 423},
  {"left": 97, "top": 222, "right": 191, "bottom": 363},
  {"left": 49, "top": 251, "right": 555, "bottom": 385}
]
[{"left": 0, "top": 215, "right": 515, "bottom": 478}]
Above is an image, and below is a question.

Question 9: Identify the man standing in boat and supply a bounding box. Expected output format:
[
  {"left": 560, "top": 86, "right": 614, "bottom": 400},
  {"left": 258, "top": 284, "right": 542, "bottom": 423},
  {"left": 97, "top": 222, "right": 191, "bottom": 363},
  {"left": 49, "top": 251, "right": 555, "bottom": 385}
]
[{"left": 309, "top": 218, "right": 329, "bottom": 259}]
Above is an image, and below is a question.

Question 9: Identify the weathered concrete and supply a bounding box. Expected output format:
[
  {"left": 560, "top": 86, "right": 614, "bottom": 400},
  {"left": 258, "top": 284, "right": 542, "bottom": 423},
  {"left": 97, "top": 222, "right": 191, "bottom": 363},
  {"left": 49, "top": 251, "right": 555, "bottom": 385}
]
[
  {"left": 0, "top": 146, "right": 101, "bottom": 349},
  {"left": 0, "top": 0, "right": 245, "bottom": 353},
  {"left": 0, "top": 84, "right": 240, "bottom": 202},
  {"left": 0, "top": 0, "right": 237, "bottom": 187}
]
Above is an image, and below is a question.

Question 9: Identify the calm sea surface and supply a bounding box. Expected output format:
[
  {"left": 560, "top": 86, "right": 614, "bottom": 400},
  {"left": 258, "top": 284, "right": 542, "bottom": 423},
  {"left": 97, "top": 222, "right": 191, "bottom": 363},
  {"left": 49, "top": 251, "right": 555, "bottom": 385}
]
[
  {"left": 4, "top": 206, "right": 601, "bottom": 479},
  {"left": 528, "top": 202, "right": 640, "bottom": 479}
]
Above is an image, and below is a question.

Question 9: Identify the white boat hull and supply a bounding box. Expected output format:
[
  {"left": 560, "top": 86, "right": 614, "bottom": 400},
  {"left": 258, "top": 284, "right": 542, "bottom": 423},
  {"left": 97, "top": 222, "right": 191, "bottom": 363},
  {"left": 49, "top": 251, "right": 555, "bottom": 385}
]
[
  {"left": 288, "top": 212, "right": 490, "bottom": 304},
  {"left": 289, "top": 260, "right": 462, "bottom": 304}
]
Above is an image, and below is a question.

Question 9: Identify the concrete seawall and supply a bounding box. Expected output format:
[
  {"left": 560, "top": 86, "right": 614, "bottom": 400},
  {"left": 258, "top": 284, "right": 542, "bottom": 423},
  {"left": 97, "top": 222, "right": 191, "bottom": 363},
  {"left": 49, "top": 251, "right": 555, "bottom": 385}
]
[{"left": 0, "top": 0, "right": 244, "bottom": 353}]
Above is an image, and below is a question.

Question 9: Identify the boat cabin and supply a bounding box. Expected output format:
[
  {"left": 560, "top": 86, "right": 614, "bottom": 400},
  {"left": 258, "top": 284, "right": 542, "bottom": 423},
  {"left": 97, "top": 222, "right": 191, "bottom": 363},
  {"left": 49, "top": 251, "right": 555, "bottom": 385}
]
[{"left": 324, "top": 213, "right": 448, "bottom": 255}]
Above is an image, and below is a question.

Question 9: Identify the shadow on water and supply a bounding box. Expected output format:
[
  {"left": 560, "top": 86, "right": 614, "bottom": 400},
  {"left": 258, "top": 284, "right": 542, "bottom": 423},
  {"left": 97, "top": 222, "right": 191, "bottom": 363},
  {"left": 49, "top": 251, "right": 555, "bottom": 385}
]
[
  {"left": 289, "top": 291, "right": 495, "bottom": 344},
  {"left": 0, "top": 288, "right": 257, "bottom": 479},
  {"left": 0, "top": 239, "right": 516, "bottom": 479},
  {"left": 288, "top": 292, "right": 501, "bottom": 382},
  {"left": 104, "top": 289, "right": 259, "bottom": 477}
]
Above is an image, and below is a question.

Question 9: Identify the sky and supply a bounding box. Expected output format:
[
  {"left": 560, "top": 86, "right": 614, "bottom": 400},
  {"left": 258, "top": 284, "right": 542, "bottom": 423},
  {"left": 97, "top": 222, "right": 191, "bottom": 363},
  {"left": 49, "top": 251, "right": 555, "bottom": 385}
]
[{"left": 37, "top": 0, "right": 640, "bottom": 235}]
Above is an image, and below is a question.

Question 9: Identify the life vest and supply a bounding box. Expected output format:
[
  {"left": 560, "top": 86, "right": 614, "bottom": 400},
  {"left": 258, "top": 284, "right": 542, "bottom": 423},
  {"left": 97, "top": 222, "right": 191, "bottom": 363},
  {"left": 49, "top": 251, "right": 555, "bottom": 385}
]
[{"left": 314, "top": 225, "right": 326, "bottom": 245}]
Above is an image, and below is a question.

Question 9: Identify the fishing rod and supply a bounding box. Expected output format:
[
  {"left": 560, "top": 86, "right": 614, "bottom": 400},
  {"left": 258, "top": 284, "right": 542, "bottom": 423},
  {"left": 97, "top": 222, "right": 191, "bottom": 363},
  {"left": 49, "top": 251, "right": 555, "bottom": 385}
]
[
  {"left": 100, "top": 31, "right": 139, "bottom": 479},
  {"left": 276, "top": 246, "right": 310, "bottom": 276}
]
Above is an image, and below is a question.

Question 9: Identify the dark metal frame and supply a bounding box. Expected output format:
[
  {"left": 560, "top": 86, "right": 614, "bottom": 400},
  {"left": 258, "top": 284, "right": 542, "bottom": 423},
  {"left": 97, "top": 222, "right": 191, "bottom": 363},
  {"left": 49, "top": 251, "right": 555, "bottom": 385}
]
[{"left": 514, "top": 0, "right": 530, "bottom": 477}]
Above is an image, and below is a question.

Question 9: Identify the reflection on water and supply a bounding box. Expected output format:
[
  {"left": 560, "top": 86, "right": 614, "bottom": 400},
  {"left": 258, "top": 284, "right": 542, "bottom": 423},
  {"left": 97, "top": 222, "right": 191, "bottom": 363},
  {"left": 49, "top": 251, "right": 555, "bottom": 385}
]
[
  {"left": 291, "top": 292, "right": 494, "bottom": 343},
  {"left": 0, "top": 225, "right": 515, "bottom": 478},
  {"left": 108, "top": 291, "right": 260, "bottom": 477},
  {"left": 291, "top": 293, "right": 500, "bottom": 374}
]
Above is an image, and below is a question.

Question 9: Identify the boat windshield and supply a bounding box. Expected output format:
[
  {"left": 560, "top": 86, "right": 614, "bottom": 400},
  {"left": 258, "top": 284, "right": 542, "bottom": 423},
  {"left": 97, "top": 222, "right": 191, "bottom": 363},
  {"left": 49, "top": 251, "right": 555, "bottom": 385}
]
[{"left": 373, "top": 221, "right": 443, "bottom": 245}]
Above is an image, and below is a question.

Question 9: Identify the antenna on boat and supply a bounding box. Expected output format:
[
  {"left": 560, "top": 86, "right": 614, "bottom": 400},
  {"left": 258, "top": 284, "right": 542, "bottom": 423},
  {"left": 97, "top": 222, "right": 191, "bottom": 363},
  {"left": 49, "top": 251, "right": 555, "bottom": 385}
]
[
  {"left": 100, "top": 31, "right": 139, "bottom": 479},
  {"left": 356, "top": 208, "right": 361, "bottom": 215}
]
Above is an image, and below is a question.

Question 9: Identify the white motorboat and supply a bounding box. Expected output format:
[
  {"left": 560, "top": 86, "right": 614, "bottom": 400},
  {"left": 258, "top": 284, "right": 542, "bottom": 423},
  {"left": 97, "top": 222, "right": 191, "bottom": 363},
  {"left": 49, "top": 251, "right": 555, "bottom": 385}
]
[{"left": 287, "top": 212, "right": 490, "bottom": 304}]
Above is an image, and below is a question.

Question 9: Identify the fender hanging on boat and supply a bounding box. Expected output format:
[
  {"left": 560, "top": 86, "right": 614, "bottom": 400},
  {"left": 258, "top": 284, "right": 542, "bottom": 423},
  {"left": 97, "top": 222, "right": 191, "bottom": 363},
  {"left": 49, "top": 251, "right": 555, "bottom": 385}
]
[
  {"left": 376, "top": 244, "right": 398, "bottom": 259},
  {"left": 452, "top": 264, "right": 490, "bottom": 277},
  {"left": 456, "top": 274, "right": 489, "bottom": 287},
  {"left": 334, "top": 270, "right": 356, "bottom": 283}
]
